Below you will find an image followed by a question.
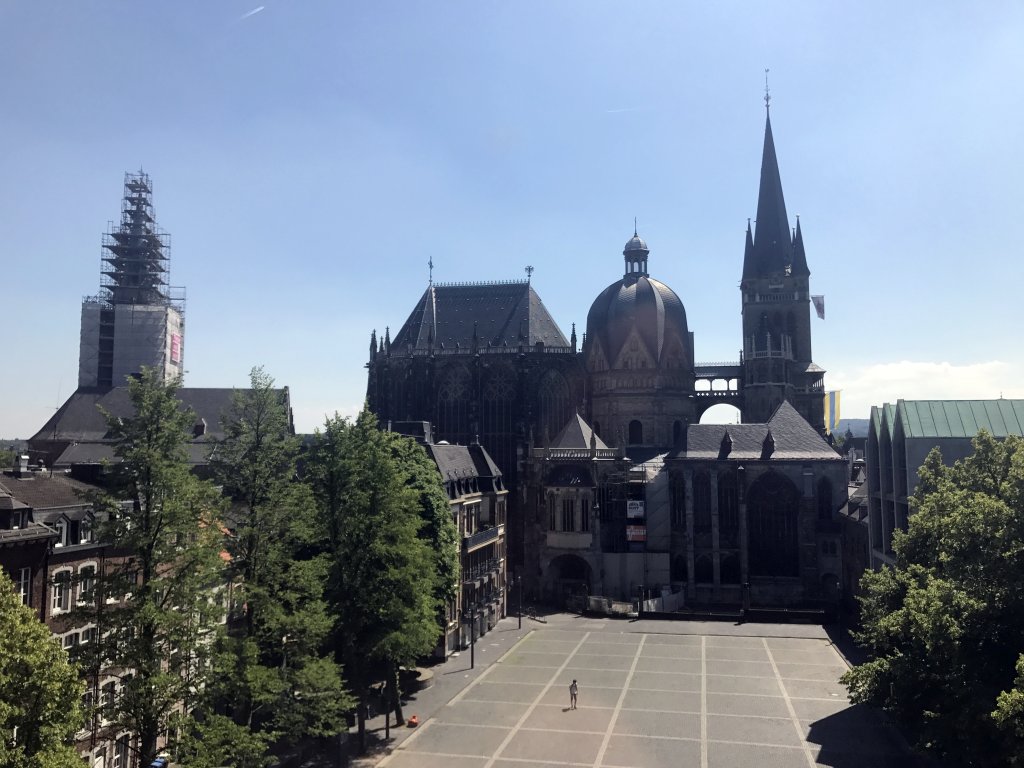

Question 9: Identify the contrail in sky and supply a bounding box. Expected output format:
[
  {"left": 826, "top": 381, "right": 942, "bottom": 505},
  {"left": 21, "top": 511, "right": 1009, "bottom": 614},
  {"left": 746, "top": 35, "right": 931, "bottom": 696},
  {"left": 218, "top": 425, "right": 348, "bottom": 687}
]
[{"left": 239, "top": 6, "right": 265, "bottom": 20}]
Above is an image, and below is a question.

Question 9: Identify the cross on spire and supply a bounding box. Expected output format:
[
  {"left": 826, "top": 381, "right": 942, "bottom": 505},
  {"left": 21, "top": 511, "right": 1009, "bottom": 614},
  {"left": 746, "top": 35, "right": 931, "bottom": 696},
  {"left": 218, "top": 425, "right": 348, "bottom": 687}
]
[
  {"left": 428, "top": 257, "right": 434, "bottom": 285},
  {"left": 764, "top": 68, "right": 771, "bottom": 112},
  {"left": 525, "top": 265, "right": 534, "bottom": 282}
]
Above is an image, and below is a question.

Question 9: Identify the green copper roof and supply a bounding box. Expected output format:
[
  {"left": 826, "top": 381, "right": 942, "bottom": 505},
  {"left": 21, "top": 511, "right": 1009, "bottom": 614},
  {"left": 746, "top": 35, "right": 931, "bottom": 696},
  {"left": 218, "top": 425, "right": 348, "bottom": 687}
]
[{"left": 897, "top": 399, "right": 1024, "bottom": 438}]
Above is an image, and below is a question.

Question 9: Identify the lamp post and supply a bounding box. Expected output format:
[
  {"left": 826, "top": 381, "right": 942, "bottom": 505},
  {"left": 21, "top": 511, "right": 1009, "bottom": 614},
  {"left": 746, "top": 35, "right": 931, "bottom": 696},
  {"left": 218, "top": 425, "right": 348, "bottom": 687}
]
[
  {"left": 470, "top": 604, "right": 477, "bottom": 669},
  {"left": 516, "top": 572, "right": 522, "bottom": 630}
]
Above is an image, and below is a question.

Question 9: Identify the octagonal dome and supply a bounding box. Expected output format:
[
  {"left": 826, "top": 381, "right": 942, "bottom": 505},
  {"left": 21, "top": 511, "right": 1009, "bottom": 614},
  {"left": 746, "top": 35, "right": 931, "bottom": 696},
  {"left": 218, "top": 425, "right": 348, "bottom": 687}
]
[{"left": 586, "top": 273, "right": 689, "bottom": 369}]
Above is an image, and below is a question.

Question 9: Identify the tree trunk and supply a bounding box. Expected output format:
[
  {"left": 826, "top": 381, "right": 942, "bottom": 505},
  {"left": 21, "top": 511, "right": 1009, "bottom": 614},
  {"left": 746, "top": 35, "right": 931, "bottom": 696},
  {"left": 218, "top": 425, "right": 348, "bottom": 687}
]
[
  {"left": 357, "top": 698, "right": 367, "bottom": 753},
  {"left": 389, "top": 662, "right": 405, "bottom": 726}
]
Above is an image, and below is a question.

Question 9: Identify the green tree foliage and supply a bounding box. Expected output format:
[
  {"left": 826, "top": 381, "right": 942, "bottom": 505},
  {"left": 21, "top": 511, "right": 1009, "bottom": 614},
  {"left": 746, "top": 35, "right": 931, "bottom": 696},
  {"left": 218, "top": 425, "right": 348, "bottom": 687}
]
[
  {"left": 173, "top": 713, "right": 272, "bottom": 768},
  {"left": 0, "top": 574, "right": 83, "bottom": 768},
  {"left": 843, "top": 430, "right": 1024, "bottom": 765},
  {"left": 308, "top": 410, "right": 450, "bottom": 751},
  {"left": 203, "top": 367, "right": 351, "bottom": 748},
  {"left": 389, "top": 435, "right": 460, "bottom": 606},
  {"left": 78, "top": 369, "right": 225, "bottom": 764}
]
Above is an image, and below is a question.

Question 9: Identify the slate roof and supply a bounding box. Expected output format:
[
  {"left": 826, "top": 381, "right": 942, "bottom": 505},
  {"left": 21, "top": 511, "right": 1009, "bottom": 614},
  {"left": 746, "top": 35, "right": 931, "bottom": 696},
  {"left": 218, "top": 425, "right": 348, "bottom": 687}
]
[
  {"left": 677, "top": 401, "right": 840, "bottom": 461},
  {"left": 0, "top": 473, "right": 95, "bottom": 510},
  {"left": 551, "top": 413, "right": 608, "bottom": 450},
  {"left": 895, "top": 399, "right": 1024, "bottom": 439},
  {"left": 742, "top": 113, "right": 807, "bottom": 280},
  {"left": 29, "top": 385, "right": 291, "bottom": 468},
  {"left": 391, "top": 281, "right": 570, "bottom": 351}
]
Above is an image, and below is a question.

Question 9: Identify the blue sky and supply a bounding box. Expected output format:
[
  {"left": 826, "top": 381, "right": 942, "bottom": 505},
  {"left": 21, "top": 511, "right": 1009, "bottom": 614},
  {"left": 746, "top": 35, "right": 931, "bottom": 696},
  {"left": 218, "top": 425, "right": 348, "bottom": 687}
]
[{"left": 3, "top": 2, "right": 1023, "bottom": 437}]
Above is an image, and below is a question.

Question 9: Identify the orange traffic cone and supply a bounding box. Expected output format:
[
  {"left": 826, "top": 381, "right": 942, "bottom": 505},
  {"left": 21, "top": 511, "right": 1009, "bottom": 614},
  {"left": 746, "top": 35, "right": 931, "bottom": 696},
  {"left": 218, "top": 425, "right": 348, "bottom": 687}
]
[{"left": 407, "top": 715, "right": 419, "bottom": 728}]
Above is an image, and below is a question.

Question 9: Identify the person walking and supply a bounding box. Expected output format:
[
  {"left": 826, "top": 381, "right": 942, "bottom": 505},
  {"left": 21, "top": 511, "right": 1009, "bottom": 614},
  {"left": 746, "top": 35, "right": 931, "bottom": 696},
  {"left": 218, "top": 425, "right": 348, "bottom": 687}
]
[{"left": 569, "top": 679, "right": 578, "bottom": 710}]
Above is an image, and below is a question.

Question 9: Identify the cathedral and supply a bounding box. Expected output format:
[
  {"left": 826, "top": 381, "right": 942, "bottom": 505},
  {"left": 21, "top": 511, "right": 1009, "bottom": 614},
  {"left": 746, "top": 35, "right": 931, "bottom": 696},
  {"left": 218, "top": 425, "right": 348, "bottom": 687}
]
[{"left": 367, "top": 108, "right": 847, "bottom": 608}]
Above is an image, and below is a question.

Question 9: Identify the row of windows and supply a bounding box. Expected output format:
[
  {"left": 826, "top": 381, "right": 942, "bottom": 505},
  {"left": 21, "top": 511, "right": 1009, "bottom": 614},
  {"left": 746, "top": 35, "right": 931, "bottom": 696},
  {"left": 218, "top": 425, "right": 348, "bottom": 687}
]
[{"left": 548, "top": 497, "right": 591, "bottom": 533}]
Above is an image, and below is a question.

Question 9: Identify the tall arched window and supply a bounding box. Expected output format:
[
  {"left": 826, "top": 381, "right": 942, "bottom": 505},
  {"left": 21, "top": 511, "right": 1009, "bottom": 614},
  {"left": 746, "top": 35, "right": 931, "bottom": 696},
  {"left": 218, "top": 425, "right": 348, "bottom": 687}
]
[
  {"left": 673, "top": 420, "right": 683, "bottom": 446},
  {"left": 482, "top": 365, "right": 515, "bottom": 478},
  {"left": 628, "top": 420, "right": 643, "bottom": 445},
  {"left": 537, "top": 370, "right": 571, "bottom": 444},
  {"left": 693, "top": 472, "right": 712, "bottom": 535},
  {"left": 817, "top": 476, "right": 833, "bottom": 521},
  {"left": 747, "top": 472, "right": 800, "bottom": 577},
  {"left": 718, "top": 471, "right": 739, "bottom": 547},
  {"left": 671, "top": 555, "right": 688, "bottom": 583},
  {"left": 437, "top": 365, "right": 471, "bottom": 441}
]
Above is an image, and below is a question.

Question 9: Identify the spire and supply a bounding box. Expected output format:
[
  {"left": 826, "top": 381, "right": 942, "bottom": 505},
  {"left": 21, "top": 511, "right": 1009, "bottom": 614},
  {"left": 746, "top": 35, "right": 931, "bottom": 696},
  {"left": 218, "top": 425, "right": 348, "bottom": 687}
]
[
  {"left": 384, "top": 326, "right": 391, "bottom": 356},
  {"left": 791, "top": 216, "right": 810, "bottom": 277},
  {"left": 369, "top": 329, "right": 377, "bottom": 362},
  {"left": 752, "top": 110, "right": 792, "bottom": 276},
  {"left": 570, "top": 322, "right": 577, "bottom": 353},
  {"left": 741, "top": 219, "right": 756, "bottom": 280}
]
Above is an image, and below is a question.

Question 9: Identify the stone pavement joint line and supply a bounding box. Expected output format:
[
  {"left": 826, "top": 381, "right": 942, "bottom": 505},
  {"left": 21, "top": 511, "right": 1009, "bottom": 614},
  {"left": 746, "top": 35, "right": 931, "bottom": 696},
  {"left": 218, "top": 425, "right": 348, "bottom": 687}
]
[
  {"left": 700, "top": 635, "right": 708, "bottom": 768},
  {"left": 592, "top": 634, "right": 646, "bottom": 767},
  {"left": 448, "top": 629, "right": 537, "bottom": 707},
  {"left": 763, "top": 637, "right": 818, "bottom": 768},
  {"left": 482, "top": 631, "right": 592, "bottom": 768}
]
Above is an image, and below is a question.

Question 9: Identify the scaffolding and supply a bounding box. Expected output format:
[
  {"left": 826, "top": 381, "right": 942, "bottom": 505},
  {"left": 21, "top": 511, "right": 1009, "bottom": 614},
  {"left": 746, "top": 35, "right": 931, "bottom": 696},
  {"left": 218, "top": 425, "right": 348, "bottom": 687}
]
[{"left": 79, "top": 172, "right": 185, "bottom": 389}]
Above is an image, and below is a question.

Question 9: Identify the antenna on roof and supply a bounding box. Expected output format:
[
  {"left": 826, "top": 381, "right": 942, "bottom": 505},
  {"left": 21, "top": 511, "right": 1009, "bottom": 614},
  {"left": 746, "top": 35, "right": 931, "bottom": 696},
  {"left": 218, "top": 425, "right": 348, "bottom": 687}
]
[
  {"left": 525, "top": 265, "right": 534, "bottom": 282},
  {"left": 764, "top": 68, "right": 771, "bottom": 112}
]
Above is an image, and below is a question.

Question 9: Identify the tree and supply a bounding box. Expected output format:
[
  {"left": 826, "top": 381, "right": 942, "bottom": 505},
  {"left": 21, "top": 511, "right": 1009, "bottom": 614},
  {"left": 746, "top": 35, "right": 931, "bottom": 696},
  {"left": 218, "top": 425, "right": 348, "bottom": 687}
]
[
  {"left": 308, "top": 410, "right": 445, "bottom": 751},
  {"left": 78, "top": 369, "right": 225, "bottom": 764},
  {"left": 203, "top": 367, "right": 351, "bottom": 748},
  {"left": 843, "top": 430, "right": 1024, "bottom": 766},
  {"left": 0, "top": 574, "right": 83, "bottom": 768}
]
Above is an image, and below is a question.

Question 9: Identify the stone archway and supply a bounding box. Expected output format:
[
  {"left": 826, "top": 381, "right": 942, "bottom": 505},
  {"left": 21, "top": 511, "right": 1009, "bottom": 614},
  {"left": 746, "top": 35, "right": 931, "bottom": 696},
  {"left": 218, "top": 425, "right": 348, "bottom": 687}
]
[{"left": 545, "top": 554, "right": 593, "bottom": 606}]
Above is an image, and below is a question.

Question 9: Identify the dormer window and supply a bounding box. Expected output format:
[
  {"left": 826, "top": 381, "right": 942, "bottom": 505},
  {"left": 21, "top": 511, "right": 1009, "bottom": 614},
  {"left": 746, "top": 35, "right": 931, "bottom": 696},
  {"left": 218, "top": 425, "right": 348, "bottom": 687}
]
[{"left": 55, "top": 520, "right": 68, "bottom": 547}]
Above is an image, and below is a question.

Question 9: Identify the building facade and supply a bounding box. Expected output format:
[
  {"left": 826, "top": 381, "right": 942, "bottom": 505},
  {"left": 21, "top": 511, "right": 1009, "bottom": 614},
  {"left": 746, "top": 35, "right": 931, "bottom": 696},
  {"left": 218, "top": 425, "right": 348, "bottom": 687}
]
[
  {"left": 369, "top": 107, "right": 840, "bottom": 607},
  {"left": 866, "top": 399, "right": 1024, "bottom": 569}
]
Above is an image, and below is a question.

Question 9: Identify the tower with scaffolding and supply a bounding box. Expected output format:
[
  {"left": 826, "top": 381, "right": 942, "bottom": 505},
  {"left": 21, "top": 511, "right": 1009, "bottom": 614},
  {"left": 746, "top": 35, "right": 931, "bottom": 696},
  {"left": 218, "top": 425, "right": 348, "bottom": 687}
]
[{"left": 78, "top": 171, "right": 186, "bottom": 389}]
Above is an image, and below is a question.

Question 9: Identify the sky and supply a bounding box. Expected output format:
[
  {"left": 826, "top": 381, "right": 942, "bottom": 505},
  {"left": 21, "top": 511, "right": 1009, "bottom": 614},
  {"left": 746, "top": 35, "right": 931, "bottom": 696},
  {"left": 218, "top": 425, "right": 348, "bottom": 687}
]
[{"left": 2, "top": 1, "right": 1023, "bottom": 438}]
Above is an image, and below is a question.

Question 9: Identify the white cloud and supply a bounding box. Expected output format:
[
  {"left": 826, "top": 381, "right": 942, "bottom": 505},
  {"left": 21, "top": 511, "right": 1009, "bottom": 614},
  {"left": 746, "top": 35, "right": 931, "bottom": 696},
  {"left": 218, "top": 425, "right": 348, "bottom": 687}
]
[{"left": 829, "top": 360, "right": 1024, "bottom": 418}]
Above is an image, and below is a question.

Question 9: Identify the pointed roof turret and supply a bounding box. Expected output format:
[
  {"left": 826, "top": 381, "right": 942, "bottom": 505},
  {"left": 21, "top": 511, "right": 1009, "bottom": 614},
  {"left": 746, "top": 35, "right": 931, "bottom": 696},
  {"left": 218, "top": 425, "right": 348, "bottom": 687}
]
[
  {"left": 742, "top": 219, "right": 756, "bottom": 280},
  {"left": 791, "top": 216, "right": 810, "bottom": 277},
  {"left": 751, "top": 112, "right": 792, "bottom": 276}
]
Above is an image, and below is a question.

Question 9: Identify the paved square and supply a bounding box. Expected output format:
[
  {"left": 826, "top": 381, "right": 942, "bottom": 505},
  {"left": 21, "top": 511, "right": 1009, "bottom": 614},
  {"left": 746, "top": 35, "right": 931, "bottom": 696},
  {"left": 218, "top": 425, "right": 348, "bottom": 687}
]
[{"left": 379, "top": 623, "right": 911, "bottom": 768}]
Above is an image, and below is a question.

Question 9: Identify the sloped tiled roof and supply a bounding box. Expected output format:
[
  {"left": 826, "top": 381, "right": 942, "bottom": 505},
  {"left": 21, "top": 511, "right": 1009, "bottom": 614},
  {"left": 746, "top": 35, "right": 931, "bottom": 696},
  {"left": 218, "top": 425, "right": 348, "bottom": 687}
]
[
  {"left": 29, "top": 386, "right": 291, "bottom": 468},
  {"left": 679, "top": 401, "right": 839, "bottom": 461},
  {"left": 0, "top": 472, "right": 95, "bottom": 510},
  {"left": 551, "top": 413, "right": 608, "bottom": 450},
  {"left": 391, "top": 282, "right": 569, "bottom": 351}
]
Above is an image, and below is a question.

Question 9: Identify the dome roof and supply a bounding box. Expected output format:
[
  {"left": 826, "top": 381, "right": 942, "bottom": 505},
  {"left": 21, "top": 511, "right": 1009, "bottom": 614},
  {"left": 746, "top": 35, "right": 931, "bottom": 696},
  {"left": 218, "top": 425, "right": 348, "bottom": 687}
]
[
  {"left": 623, "top": 234, "right": 649, "bottom": 254},
  {"left": 586, "top": 274, "right": 689, "bottom": 368}
]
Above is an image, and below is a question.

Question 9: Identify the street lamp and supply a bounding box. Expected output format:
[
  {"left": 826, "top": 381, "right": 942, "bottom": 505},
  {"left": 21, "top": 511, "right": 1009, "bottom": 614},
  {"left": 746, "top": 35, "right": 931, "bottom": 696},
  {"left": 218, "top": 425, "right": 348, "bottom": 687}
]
[
  {"left": 516, "top": 572, "right": 522, "bottom": 630},
  {"left": 470, "top": 604, "right": 477, "bottom": 669}
]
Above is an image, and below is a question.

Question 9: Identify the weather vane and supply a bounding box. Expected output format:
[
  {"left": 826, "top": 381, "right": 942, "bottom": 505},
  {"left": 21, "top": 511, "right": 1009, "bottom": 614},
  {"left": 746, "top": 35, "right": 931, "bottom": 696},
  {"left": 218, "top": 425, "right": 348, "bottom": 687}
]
[
  {"left": 764, "top": 68, "right": 771, "bottom": 111},
  {"left": 525, "top": 265, "right": 534, "bottom": 282}
]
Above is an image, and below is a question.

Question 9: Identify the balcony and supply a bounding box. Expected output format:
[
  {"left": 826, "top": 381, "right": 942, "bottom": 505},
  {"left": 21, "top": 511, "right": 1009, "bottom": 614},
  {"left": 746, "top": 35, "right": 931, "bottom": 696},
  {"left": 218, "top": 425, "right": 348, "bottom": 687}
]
[
  {"left": 462, "top": 557, "right": 503, "bottom": 585},
  {"left": 464, "top": 524, "right": 503, "bottom": 552}
]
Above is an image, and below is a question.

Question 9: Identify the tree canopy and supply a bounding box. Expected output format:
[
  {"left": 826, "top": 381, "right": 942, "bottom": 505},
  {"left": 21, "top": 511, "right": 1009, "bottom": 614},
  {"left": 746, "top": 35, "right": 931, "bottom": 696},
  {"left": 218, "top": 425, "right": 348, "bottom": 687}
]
[
  {"left": 843, "top": 430, "right": 1024, "bottom": 766},
  {"left": 78, "top": 368, "right": 225, "bottom": 764},
  {"left": 307, "top": 409, "right": 454, "bottom": 750},
  {"left": 0, "top": 573, "right": 83, "bottom": 768}
]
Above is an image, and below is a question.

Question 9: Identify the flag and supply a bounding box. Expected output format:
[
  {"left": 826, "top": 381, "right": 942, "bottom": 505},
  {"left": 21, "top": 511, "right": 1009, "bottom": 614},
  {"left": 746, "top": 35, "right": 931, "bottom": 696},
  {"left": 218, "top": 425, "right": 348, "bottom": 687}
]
[
  {"left": 811, "top": 295, "right": 825, "bottom": 320},
  {"left": 823, "top": 390, "right": 841, "bottom": 434}
]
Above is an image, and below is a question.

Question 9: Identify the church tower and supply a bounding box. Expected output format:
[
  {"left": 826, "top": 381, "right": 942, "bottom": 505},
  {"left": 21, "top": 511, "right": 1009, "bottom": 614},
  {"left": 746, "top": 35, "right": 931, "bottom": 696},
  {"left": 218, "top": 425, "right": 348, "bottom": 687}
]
[
  {"left": 78, "top": 172, "right": 185, "bottom": 389},
  {"left": 740, "top": 105, "right": 825, "bottom": 428}
]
